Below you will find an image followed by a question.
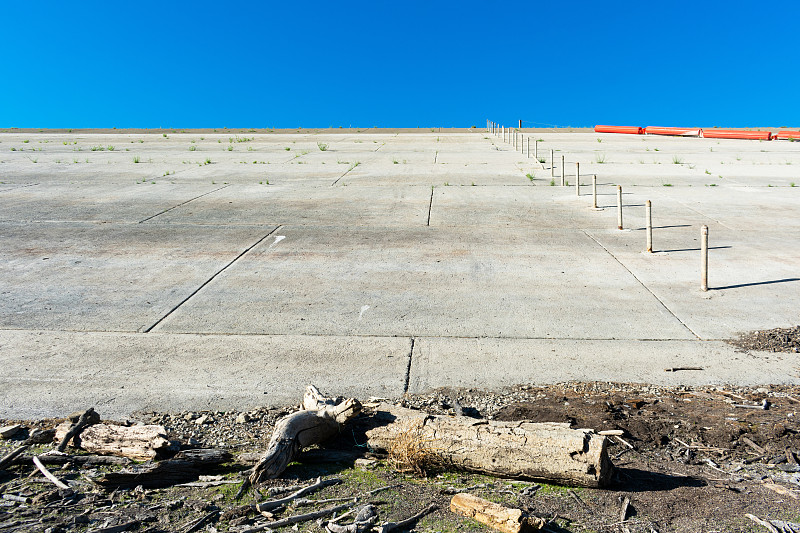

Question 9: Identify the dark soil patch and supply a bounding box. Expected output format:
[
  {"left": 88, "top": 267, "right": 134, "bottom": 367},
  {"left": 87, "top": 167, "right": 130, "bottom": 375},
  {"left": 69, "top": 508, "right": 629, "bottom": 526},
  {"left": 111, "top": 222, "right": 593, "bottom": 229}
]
[{"left": 731, "top": 325, "right": 800, "bottom": 353}]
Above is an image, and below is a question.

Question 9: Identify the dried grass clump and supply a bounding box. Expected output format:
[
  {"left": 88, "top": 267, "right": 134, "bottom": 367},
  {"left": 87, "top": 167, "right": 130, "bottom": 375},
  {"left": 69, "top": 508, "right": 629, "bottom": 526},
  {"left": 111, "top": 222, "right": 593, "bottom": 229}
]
[{"left": 387, "top": 420, "right": 443, "bottom": 477}]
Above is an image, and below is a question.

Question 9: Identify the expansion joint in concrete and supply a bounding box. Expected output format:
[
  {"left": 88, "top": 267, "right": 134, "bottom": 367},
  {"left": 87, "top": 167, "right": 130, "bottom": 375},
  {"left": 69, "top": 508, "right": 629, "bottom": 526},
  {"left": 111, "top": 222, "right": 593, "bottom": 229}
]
[
  {"left": 142, "top": 225, "right": 282, "bottom": 333},
  {"left": 138, "top": 185, "right": 230, "bottom": 223},
  {"left": 583, "top": 230, "right": 701, "bottom": 340},
  {"left": 403, "top": 337, "right": 415, "bottom": 394},
  {"left": 426, "top": 188, "right": 434, "bottom": 226}
]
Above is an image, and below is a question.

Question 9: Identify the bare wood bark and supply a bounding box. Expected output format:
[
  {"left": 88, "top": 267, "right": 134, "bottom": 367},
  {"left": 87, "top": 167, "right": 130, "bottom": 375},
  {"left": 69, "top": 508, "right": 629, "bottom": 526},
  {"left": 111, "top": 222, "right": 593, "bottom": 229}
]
[
  {"left": 375, "top": 503, "right": 438, "bottom": 533},
  {"left": 248, "top": 385, "right": 362, "bottom": 484},
  {"left": 255, "top": 477, "right": 340, "bottom": 512},
  {"left": 242, "top": 502, "right": 355, "bottom": 533},
  {"left": 364, "top": 403, "right": 613, "bottom": 488},
  {"left": 93, "top": 448, "right": 231, "bottom": 489},
  {"left": 32, "top": 456, "right": 70, "bottom": 490},
  {"left": 55, "top": 422, "right": 171, "bottom": 460},
  {"left": 14, "top": 453, "right": 131, "bottom": 466},
  {"left": 0, "top": 445, "right": 29, "bottom": 470},
  {"left": 450, "top": 493, "right": 544, "bottom": 533}
]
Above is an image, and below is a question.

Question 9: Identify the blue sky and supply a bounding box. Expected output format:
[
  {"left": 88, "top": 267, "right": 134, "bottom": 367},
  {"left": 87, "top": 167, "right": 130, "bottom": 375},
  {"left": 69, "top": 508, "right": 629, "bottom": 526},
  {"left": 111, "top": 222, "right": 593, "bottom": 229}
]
[{"left": 2, "top": 1, "right": 798, "bottom": 128}]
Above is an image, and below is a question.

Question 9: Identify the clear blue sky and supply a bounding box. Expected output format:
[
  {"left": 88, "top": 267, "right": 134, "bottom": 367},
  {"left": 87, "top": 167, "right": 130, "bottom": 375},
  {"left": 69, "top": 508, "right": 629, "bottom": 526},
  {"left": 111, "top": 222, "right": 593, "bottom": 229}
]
[{"left": 2, "top": 1, "right": 798, "bottom": 128}]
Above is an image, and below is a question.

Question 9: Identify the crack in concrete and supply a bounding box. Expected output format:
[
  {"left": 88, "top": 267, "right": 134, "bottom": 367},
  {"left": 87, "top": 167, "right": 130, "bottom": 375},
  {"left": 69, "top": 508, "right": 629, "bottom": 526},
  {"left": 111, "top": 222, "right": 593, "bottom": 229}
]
[
  {"left": 426, "top": 187, "right": 434, "bottom": 226},
  {"left": 138, "top": 184, "right": 230, "bottom": 223},
  {"left": 404, "top": 338, "right": 415, "bottom": 394},
  {"left": 142, "top": 225, "right": 282, "bottom": 333},
  {"left": 583, "top": 229, "right": 700, "bottom": 339}
]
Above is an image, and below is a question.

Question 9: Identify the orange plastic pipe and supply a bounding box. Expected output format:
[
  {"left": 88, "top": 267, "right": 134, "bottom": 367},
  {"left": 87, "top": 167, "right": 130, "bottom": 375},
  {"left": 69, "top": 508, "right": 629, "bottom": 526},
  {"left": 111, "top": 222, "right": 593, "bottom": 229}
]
[
  {"left": 644, "top": 126, "right": 702, "bottom": 137},
  {"left": 703, "top": 129, "right": 772, "bottom": 140},
  {"left": 594, "top": 125, "right": 643, "bottom": 135},
  {"left": 775, "top": 130, "right": 800, "bottom": 140}
]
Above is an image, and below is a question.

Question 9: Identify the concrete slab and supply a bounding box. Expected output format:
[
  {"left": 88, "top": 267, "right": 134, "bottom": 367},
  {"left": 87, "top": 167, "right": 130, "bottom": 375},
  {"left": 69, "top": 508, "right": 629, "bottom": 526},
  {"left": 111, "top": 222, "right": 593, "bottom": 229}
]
[
  {"left": 409, "top": 337, "right": 798, "bottom": 392},
  {"left": 154, "top": 225, "right": 694, "bottom": 340},
  {"left": 147, "top": 184, "right": 432, "bottom": 227},
  {"left": 0, "top": 183, "right": 225, "bottom": 223},
  {"left": 0, "top": 330, "right": 410, "bottom": 420},
  {"left": 0, "top": 222, "right": 276, "bottom": 331},
  {"left": 1, "top": 129, "right": 799, "bottom": 418}
]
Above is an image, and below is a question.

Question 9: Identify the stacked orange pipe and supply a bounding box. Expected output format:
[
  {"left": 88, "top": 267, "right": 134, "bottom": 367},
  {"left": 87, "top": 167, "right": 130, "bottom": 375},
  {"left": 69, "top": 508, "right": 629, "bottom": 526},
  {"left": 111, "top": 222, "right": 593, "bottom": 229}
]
[
  {"left": 703, "top": 129, "right": 772, "bottom": 140},
  {"left": 594, "top": 125, "right": 643, "bottom": 135},
  {"left": 775, "top": 130, "right": 800, "bottom": 140},
  {"left": 644, "top": 126, "right": 702, "bottom": 137}
]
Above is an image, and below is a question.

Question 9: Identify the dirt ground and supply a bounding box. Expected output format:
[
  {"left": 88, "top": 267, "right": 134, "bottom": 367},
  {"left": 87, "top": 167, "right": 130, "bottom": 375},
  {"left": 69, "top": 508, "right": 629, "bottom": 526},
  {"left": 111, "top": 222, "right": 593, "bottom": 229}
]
[{"left": 2, "top": 379, "right": 800, "bottom": 533}]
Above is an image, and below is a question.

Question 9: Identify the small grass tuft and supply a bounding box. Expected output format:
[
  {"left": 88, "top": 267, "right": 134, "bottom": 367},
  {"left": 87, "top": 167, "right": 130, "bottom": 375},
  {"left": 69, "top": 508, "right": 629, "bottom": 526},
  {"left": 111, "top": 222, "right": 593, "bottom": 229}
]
[
  {"left": 317, "top": 142, "right": 329, "bottom": 151},
  {"left": 189, "top": 145, "right": 197, "bottom": 151},
  {"left": 526, "top": 173, "right": 534, "bottom": 181},
  {"left": 663, "top": 183, "right": 672, "bottom": 187},
  {"left": 595, "top": 153, "right": 607, "bottom": 164},
  {"left": 672, "top": 156, "right": 683, "bottom": 164},
  {"left": 133, "top": 155, "right": 140, "bottom": 163}
]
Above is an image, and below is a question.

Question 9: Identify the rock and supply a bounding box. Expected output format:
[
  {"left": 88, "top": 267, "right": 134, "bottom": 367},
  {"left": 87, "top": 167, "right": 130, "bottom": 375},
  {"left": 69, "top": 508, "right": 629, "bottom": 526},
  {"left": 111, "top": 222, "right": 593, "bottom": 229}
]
[
  {"left": 235, "top": 413, "right": 249, "bottom": 424},
  {"left": 0, "top": 424, "right": 24, "bottom": 439},
  {"left": 28, "top": 428, "right": 56, "bottom": 444}
]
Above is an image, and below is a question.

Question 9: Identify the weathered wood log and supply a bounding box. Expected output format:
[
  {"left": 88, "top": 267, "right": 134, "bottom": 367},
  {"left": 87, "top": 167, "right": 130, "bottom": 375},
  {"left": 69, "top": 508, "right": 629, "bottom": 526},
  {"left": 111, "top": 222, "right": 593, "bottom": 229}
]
[
  {"left": 93, "top": 448, "right": 231, "bottom": 489},
  {"left": 363, "top": 403, "right": 613, "bottom": 488},
  {"left": 450, "top": 493, "right": 544, "bottom": 533},
  {"left": 55, "top": 422, "right": 171, "bottom": 460},
  {"left": 14, "top": 453, "right": 132, "bottom": 466},
  {"left": 248, "top": 385, "right": 362, "bottom": 484}
]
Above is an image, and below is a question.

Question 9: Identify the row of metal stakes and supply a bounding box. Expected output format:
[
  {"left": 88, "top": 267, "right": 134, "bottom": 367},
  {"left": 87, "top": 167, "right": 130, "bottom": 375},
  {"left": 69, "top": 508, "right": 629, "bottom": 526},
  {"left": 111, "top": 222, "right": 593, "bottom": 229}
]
[{"left": 487, "top": 120, "right": 710, "bottom": 291}]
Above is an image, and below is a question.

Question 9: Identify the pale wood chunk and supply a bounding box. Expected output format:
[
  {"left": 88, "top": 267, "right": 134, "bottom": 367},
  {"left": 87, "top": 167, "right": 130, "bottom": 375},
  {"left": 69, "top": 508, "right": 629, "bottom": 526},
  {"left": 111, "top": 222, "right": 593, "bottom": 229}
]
[
  {"left": 55, "top": 422, "right": 171, "bottom": 460},
  {"left": 450, "top": 493, "right": 544, "bottom": 533}
]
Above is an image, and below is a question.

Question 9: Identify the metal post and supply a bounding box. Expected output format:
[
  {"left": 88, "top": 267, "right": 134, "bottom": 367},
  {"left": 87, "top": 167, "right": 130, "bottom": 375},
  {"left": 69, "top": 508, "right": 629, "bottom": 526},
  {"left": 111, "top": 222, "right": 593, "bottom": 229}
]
[
  {"left": 701, "top": 225, "right": 709, "bottom": 291},
  {"left": 646, "top": 200, "right": 653, "bottom": 252},
  {"left": 526, "top": 137, "right": 529, "bottom": 158},
  {"left": 561, "top": 155, "right": 565, "bottom": 186},
  {"left": 575, "top": 162, "right": 580, "bottom": 195},
  {"left": 535, "top": 140, "right": 538, "bottom": 160},
  {"left": 617, "top": 185, "right": 623, "bottom": 229},
  {"left": 519, "top": 119, "right": 522, "bottom": 129},
  {"left": 592, "top": 175, "right": 597, "bottom": 208},
  {"left": 550, "top": 149, "right": 554, "bottom": 177}
]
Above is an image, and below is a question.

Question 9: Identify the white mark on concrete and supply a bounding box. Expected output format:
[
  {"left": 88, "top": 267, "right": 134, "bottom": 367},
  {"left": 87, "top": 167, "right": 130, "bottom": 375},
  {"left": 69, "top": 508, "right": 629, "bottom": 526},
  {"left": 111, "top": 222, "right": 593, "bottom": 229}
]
[
  {"left": 358, "top": 305, "right": 370, "bottom": 321},
  {"left": 268, "top": 235, "right": 285, "bottom": 250}
]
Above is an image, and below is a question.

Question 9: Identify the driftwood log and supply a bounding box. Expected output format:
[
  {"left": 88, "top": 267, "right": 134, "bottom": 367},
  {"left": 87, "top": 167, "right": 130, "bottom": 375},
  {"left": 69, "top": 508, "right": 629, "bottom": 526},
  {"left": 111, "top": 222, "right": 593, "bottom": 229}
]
[
  {"left": 55, "top": 423, "right": 172, "bottom": 460},
  {"left": 363, "top": 403, "right": 613, "bottom": 488},
  {"left": 450, "top": 493, "right": 545, "bottom": 533},
  {"left": 94, "top": 448, "right": 231, "bottom": 489},
  {"left": 249, "top": 385, "right": 362, "bottom": 484}
]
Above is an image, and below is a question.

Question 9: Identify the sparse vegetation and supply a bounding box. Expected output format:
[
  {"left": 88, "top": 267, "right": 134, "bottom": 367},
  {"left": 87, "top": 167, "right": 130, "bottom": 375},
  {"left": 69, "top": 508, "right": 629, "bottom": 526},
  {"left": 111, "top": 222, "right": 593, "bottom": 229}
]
[
  {"left": 317, "top": 142, "right": 328, "bottom": 151},
  {"left": 189, "top": 145, "right": 197, "bottom": 151},
  {"left": 663, "top": 183, "right": 673, "bottom": 187},
  {"left": 526, "top": 173, "right": 534, "bottom": 181},
  {"left": 133, "top": 155, "right": 140, "bottom": 163},
  {"left": 595, "top": 153, "right": 606, "bottom": 164},
  {"left": 672, "top": 156, "right": 683, "bottom": 164}
]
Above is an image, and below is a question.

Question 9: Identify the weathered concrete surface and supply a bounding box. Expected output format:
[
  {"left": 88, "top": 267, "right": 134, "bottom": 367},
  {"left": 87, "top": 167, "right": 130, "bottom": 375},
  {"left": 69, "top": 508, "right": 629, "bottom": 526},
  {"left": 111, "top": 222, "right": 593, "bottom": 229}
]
[{"left": 1, "top": 130, "right": 799, "bottom": 418}]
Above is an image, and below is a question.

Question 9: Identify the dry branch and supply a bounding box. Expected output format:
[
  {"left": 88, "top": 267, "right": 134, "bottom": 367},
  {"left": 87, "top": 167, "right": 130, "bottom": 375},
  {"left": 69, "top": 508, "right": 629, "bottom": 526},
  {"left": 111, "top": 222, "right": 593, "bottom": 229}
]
[
  {"left": 32, "top": 456, "right": 70, "bottom": 490},
  {"left": 56, "top": 408, "right": 100, "bottom": 452}
]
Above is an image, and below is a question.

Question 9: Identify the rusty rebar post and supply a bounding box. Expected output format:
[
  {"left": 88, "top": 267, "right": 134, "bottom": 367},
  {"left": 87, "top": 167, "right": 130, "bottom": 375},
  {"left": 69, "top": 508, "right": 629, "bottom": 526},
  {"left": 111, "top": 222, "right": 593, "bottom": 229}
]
[
  {"left": 646, "top": 200, "right": 653, "bottom": 252},
  {"left": 701, "top": 225, "right": 709, "bottom": 291},
  {"left": 617, "top": 185, "right": 623, "bottom": 229}
]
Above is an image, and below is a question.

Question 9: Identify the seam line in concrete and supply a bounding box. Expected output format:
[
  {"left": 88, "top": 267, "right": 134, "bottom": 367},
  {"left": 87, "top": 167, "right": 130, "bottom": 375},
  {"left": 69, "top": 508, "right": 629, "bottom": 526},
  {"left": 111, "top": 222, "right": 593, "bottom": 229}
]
[
  {"left": 426, "top": 188, "right": 434, "bottom": 226},
  {"left": 0, "top": 327, "right": 715, "bottom": 342},
  {"left": 0, "top": 183, "right": 39, "bottom": 194},
  {"left": 403, "top": 338, "right": 415, "bottom": 394},
  {"left": 143, "top": 225, "right": 282, "bottom": 332},
  {"left": 138, "top": 185, "right": 230, "bottom": 223},
  {"left": 583, "top": 229, "right": 700, "bottom": 339},
  {"left": 332, "top": 166, "right": 357, "bottom": 186}
]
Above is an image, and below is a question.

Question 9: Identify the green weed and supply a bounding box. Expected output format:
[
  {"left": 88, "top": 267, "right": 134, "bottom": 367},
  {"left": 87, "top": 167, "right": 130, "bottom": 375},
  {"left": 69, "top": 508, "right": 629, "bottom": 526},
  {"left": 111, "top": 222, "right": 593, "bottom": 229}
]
[
  {"left": 317, "top": 142, "right": 329, "bottom": 151},
  {"left": 526, "top": 173, "right": 534, "bottom": 181},
  {"left": 204, "top": 157, "right": 212, "bottom": 165},
  {"left": 663, "top": 183, "right": 672, "bottom": 186},
  {"left": 550, "top": 179, "right": 555, "bottom": 186},
  {"left": 133, "top": 155, "right": 140, "bottom": 163},
  {"left": 595, "top": 153, "right": 606, "bottom": 164},
  {"left": 227, "top": 145, "right": 233, "bottom": 151},
  {"left": 189, "top": 145, "right": 197, "bottom": 151},
  {"left": 107, "top": 146, "right": 115, "bottom": 151},
  {"left": 672, "top": 156, "right": 683, "bottom": 164}
]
